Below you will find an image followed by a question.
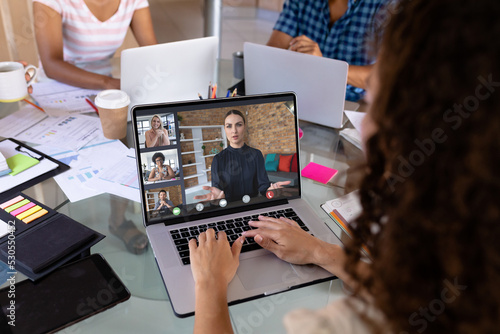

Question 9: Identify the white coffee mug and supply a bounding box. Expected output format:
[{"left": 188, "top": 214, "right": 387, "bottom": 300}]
[{"left": 0, "top": 62, "right": 38, "bottom": 103}]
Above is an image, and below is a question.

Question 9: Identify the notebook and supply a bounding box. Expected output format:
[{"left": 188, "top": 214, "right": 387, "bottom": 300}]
[
  {"left": 121, "top": 36, "right": 218, "bottom": 121},
  {"left": 132, "top": 92, "right": 343, "bottom": 317},
  {"left": 244, "top": 42, "right": 349, "bottom": 128}
]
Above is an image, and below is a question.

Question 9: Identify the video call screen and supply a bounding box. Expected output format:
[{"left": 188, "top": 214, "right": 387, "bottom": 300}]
[{"left": 132, "top": 94, "right": 300, "bottom": 226}]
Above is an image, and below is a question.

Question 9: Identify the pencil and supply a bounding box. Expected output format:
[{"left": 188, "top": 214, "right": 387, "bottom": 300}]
[
  {"left": 23, "top": 98, "right": 45, "bottom": 112},
  {"left": 208, "top": 82, "right": 212, "bottom": 99},
  {"left": 231, "top": 88, "right": 238, "bottom": 97},
  {"left": 85, "top": 98, "right": 99, "bottom": 115}
]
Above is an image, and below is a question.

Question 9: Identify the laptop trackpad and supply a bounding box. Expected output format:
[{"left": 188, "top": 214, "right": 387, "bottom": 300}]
[{"left": 237, "top": 254, "right": 299, "bottom": 290}]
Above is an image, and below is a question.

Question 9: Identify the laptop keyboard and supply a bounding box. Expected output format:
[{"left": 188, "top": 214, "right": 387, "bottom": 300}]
[{"left": 169, "top": 208, "right": 310, "bottom": 265}]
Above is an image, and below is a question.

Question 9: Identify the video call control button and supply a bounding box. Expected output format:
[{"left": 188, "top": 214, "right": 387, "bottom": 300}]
[{"left": 173, "top": 207, "right": 181, "bottom": 215}]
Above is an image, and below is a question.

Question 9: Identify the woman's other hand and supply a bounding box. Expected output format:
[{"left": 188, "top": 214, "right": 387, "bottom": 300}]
[
  {"left": 193, "top": 186, "right": 225, "bottom": 201},
  {"left": 267, "top": 180, "right": 291, "bottom": 191},
  {"left": 243, "top": 215, "right": 342, "bottom": 269}
]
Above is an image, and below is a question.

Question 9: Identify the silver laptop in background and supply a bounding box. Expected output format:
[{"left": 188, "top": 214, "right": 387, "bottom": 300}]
[
  {"left": 132, "top": 93, "right": 342, "bottom": 317},
  {"left": 244, "top": 42, "right": 349, "bottom": 128},
  {"left": 121, "top": 36, "right": 218, "bottom": 121}
]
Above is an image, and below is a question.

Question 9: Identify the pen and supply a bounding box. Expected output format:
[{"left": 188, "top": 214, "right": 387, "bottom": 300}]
[
  {"left": 85, "top": 98, "right": 99, "bottom": 115},
  {"left": 208, "top": 82, "right": 212, "bottom": 99},
  {"left": 23, "top": 98, "right": 45, "bottom": 112},
  {"left": 226, "top": 90, "right": 230, "bottom": 97},
  {"left": 198, "top": 93, "right": 203, "bottom": 100}
]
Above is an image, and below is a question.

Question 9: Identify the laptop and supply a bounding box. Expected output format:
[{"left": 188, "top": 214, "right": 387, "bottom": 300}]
[
  {"left": 244, "top": 42, "right": 349, "bottom": 128},
  {"left": 121, "top": 36, "right": 218, "bottom": 121},
  {"left": 132, "top": 92, "right": 342, "bottom": 317}
]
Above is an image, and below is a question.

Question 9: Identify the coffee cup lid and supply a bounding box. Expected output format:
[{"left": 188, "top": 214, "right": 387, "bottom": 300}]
[{"left": 95, "top": 89, "right": 130, "bottom": 109}]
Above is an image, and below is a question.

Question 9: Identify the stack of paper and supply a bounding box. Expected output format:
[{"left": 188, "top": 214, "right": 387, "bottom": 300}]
[
  {"left": 0, "top": 151, "right": 11, "bottom": 176},
  {"left": 341, "top": 110, "right": 366, "bottom": 150},
  {"left": 340, "top": 128, "right": 362, "bottom": 150}
]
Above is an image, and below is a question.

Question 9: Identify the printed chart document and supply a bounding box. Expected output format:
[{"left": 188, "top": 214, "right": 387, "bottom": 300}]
[
  {"left": 86, "top": 149, "right": 141, "bottom": 203},
  {"left": 30, "top": 80, "right": 101, "bottom": 116},
  {"left": 50, "top": 140, "right": 129, "bottom": 202},
  {"left": 0, "top": 106, "right": 101, "bottom": 151}
]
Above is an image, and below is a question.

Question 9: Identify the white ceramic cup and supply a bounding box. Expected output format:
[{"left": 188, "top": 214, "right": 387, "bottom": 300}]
[{"left": 0, "top": 62, "right": 38, "bottom": 102}]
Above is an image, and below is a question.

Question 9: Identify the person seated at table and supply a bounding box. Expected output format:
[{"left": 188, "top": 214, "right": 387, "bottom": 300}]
[
  {"left": 148, "top": 152, "right": 175, "bottom": 182},
  {"left": 33, "top": 0, "right": 157, "bottom": 90},
  {"left": 267, "top": 0, "right": 388, "bottom": 101},
  {"left": 189, "top": 0, "right": 500, "bottom": 333},
  {"left": 145, "top": 114, "right": 170, "bottom": 147},
  {"left": 193, "top": 110, "right": 290, "bottom": 202},
  {"left": 153, "top": 189, "right": 175, "bottom": 214}
]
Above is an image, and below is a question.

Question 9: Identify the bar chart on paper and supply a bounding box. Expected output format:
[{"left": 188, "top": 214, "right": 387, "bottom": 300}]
[
  {"left": 67, "top": 166, "right": 100, "bottom": 183},
  {"left": 98, "top": 158, "right": 139, "bottom": 190}
]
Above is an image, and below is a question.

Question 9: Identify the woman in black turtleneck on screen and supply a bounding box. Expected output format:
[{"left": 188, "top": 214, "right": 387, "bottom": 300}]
[{"left": 194, "top": 110, "right": 290, "bottom": 202}]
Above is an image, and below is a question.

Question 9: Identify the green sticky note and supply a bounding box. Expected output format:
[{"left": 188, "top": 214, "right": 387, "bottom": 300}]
[{"left": 7, "top": 154, "right": 40, "bottom": 176}]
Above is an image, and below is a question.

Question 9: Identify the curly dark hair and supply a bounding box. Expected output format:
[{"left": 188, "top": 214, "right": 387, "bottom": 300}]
[
  {"left": 344, "top": 1, "right": 500, "bottom": 333},
  {"left": 152, "top": 152, "right": 165, "bottom": 164}
]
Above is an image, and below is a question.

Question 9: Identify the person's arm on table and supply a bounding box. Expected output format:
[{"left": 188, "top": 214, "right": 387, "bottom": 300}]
[
  {"left": 163, "top": 165, "right": 175, "bottom": 180},
  {"left": 242, "top": 216, "right": 369, "bottom": 289},
  {"left": 145, "top": 130, "right": 155, "bottom": 148},
  {"left": 162, "top": 129, "right": 171, "bottom": 145},
  {"left": 33, "top": 2, "right": 120, "bottom": 90},
  {"left": 289, "top": 35, "right": 322, "bottom": 57},
  {"left": 267, "top": 30, "right": 294, "bottom": 50},
  {"left": 190, "top": 229, "right": 244, "bottom": 334},
  {"left": 148, "top": 168, "right": 159, "bottom": 182},
  {"left": 347, "top": 65, "right": 373, "bottom": 90},
  {"left": 267, "top": 29, "right": 323, "bottom": 57}
]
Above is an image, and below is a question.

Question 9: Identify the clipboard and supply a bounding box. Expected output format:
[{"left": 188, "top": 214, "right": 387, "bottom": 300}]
[{"left": 0, "top": 138, "right": 69, "bottom": 197}]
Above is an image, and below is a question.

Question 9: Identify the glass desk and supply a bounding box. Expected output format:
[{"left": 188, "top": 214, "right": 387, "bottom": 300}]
[{"left": 0, "top": 61, "right": 365, "bottom": 333}]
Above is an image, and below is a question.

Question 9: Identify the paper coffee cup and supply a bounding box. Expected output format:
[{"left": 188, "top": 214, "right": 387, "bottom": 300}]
[
  {"left": 95, "top": 90, "right": 130, "bottom": 139},
  {"left": 0, "top": 62, "right": 38, "bottom": 103}
]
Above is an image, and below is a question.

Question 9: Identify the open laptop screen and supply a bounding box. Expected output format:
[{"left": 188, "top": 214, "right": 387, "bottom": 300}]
[{"left": 132, "top": 93, "right": 301, "bottom": 226}]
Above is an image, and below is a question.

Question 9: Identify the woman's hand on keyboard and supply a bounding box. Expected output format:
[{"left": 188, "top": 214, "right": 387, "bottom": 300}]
[
  {"left": 243, "top": 216, "right": 321, "bottom": 265},
  {"left": 189, "top": 229, "right": 244, "bottom": 288},
  {"left": 243, "top": 216, "right": 345, "bottom": 276}
]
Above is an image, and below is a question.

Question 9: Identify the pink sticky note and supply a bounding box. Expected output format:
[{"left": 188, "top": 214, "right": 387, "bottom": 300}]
[
  {"left": 301, "top": 162, "right": 338, "bottom": 184},
  {"left": 0, "top": 195, "right": 24, "bottom": 210},
  {"left": 298, "top": 127, "right": 304, "bottom": 139},
  {"left": 11, "top": 202, "right": 36, "bottom": 217}
]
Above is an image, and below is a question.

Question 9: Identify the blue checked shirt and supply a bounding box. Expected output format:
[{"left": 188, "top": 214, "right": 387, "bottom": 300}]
[{"left": 274, "top": 0, "right": 388, "bottom": 101}]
